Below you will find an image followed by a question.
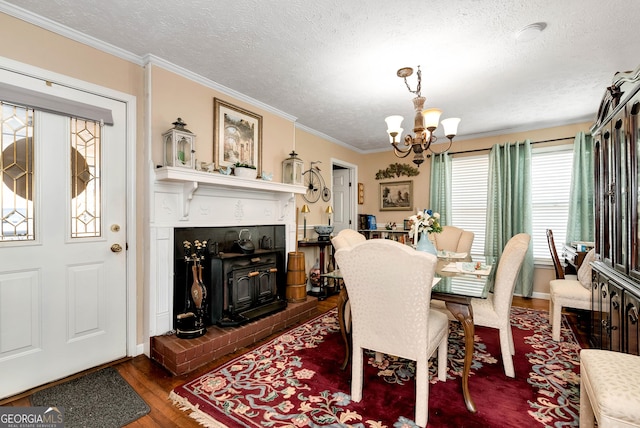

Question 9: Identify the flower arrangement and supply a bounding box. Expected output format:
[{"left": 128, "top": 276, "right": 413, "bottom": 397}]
[{"left": 408, "top": 209, "right": 442, "bottom": 239}]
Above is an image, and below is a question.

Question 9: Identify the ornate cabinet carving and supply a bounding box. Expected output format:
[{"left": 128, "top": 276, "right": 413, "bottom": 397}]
[{"left": 591, "top": 65, "right": 640, "bottom": 354}]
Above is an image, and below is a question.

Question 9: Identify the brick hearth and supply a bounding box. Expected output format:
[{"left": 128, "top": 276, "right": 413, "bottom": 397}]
[{"left": 150, "top": 297, "right": 319, "bottom": 375}]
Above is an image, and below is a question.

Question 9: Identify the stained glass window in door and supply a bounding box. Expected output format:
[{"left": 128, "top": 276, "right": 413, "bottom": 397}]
[
  {"left": 1, "top": 102, "right": 34, "bottom": 241},
  {"left": 70, "top": 118, "right": 101, "bottom": 238}
]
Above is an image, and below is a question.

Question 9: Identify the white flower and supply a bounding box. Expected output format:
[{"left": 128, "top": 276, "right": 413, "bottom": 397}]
[{"left": 408, "top": 209, "right": 442, "bottom": 237}]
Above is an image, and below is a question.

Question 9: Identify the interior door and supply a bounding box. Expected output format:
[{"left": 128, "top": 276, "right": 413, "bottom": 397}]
[
  {"left": 0, "top": 76, "right": 127, "bottom": 398},
  {"left": 332, "top": 167, "right": 352, "bottom": 234}
]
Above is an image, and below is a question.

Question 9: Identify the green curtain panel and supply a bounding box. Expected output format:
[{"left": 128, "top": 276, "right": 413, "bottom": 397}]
[
  {"left": 429, "top": 153, "right": 452, "bottom": 225},
  {"left": 485, "top": 140, "right": 534, "bottom": 297},
  {"left": 566, "top": 131, "right": 594, "bottom": 244}
]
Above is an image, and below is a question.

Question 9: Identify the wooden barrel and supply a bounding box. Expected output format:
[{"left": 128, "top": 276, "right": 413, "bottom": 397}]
[{"left": 286, "top": 251, "right": 307, "bottom": 302}]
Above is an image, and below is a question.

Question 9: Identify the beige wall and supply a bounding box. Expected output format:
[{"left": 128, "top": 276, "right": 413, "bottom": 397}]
[
  {"left": 0, "top": 12, "right": 594, "bottom": 347},
  {"left": 150, "top": 66, "right": 296, "bottom": 175}
]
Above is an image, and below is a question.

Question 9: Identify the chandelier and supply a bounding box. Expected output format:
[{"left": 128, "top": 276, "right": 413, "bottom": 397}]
[{"left": 385, "top": 66, "right": 461, "bottom": 166}]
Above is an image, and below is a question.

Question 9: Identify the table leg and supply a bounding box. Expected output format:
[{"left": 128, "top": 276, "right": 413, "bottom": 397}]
[
  {"left": 444, "top": 300, "right": 477, "bottom": 413},
  {"left": 337, "top": 287, "right": 350, "bottom": 370}
]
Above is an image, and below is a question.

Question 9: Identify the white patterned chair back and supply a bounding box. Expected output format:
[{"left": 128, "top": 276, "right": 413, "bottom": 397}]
[
  {"left": 331, "top": 229, "right": 365, "bottom": 251},
  {"left": 433, "top": 225, "right": 474, "bottom": 253},
  {"left": 335, "top": 239, "right": 448, "bottom": 427}
]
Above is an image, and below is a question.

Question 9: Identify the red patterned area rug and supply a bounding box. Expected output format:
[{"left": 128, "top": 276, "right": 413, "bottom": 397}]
[{"left": 170, "top": 306, "right": 581, "bottom": 427}]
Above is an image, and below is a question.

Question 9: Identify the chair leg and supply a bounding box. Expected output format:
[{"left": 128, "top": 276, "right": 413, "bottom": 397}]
[
  {"left": 552, "top": 298, "right": 562, "bottom": 342},
  {"left": 508, "top": 324, "right": 515, "bottom": 355},
  {"left": 437, "top": 336, "right": 447, "bottom": 382},
  {"left": 499, "top": 327, "right": 515, "bottom": 378},
  {"left": 350, "top": 345, "right": 364, "bottom": 402},
  {"left": 414, "top": 358, "right": 428, "bottom": 428}
]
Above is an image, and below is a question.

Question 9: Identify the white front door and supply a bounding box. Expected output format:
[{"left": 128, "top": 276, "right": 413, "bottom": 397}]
[{"left": 0, "top": 74, "right": 128, "bottom": 399}]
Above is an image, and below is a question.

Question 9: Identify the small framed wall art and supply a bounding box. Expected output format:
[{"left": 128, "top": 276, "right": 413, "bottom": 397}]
[
  {"left": 379, "top": 180, "right": 413, "bottom": 211},
  {"left": 358, "top": 182, "right": 364, "bottom": 204},
  {"left": 213, "top": 98, "right": 263, "bottom": 175}
]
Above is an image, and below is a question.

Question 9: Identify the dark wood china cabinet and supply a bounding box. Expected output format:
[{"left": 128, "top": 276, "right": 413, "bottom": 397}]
[{"left": 591, "top": 65, "right": 640, "bottom": 354}]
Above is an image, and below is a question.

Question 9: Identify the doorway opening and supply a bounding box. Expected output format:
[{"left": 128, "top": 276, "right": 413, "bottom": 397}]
[{"left": 330, "top": 159, "right": 357, "bottom": 235}]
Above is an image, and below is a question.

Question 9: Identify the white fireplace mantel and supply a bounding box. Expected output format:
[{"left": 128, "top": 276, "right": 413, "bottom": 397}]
[
  {"left": 144, "top": 167, "right": 306, "bottom": 355},
  {"left": 155, "top": 166, "right": 306, "bottom": 219}
]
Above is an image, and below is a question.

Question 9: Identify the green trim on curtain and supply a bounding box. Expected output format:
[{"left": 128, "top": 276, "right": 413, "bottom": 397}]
[
  {"left": 566, "top": 131, "right": 594, "bottom": 244},
  {"left": 485, "top": 140, "right": 534, "bottom": 297},
  {"left": 429, "top": 153, "right": 452, "bottom": 225}
]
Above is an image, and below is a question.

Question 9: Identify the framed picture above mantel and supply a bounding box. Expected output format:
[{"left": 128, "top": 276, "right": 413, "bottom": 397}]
[
  {"left": 379, "top": 180, "right": 413, "bottom": 211},
  {"left": 213, "top": 98, "right": 263, "bottom": 175}
]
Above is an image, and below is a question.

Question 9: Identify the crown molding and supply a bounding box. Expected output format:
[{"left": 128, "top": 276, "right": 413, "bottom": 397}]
[
  {"left": 294, "top": 122, "right": 364, "bottom": 153},
  {"left": 0, "top": 2, "right": 144, "bottom": 66}
]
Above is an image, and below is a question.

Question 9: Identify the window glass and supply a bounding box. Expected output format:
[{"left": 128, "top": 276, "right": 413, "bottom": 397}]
[
  {"left": 1, "top": 102, "right": 34, "bottom": 241},
  {"left": 450, "top": 145, "right": 573, "bottom": 261},
  {"left": 451, "top": 154, "right": 489, "bottom": 255},
  {"left": 531, "top": 146, "right": 573, "bottom": 261},
  {"left": 70, "top": 118, "right": 101, "bottom": 238}
]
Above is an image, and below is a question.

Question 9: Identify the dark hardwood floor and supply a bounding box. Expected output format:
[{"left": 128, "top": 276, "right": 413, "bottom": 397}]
[{"left": 1, "top": 295, "right": 586, "bottom": 427}]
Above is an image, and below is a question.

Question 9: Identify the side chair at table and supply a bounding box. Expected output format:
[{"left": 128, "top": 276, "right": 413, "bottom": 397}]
[
  {"left": 433, "top": 225, "right": 474, "bottom": 254},
  {"left": 546, "top": 229, "right": 578, "bottom": 280},
  {"left": 548, "top": 245, "right": 595, "bottom": 342},
  {"left": 472, "top": 233, "right": 530, "bottom": 378},
  {"left": 433, "top": 233, "right": 530, "bottom": 378},
  {"left": 335, "top": 239, "right": 448, "bottom": 427},
  {"left": 330, "top": 229, "right": 366, "bottom": 369}
]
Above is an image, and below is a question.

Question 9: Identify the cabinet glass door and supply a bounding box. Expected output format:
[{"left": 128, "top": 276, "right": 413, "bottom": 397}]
[
  {"left": 602, "top": 128, "right": 613, "bottom": 265},
  {"left": 630, "top": 95, "right": 640, "bottom": 278},
  {"left": 614, "top": 113, "right": 628, "bottom": 272}
]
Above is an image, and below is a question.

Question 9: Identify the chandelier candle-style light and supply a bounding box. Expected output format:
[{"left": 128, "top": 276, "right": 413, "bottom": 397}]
[{"left": 385, "top": 66, "right": 461, "bottom": 166}]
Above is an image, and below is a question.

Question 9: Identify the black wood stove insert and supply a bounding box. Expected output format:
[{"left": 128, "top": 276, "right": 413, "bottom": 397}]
[{"left": 174, "top": 226, "right": 287, "bottom": 328}]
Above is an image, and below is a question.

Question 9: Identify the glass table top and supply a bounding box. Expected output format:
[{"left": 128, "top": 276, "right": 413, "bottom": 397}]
[{"left": 433, "top": 256, "right": 496, "bottom": 299}]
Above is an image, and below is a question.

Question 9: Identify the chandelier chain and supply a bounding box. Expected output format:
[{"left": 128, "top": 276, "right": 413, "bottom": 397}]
[{"left": 403, "top": 65, "right": 422, "bottom": 97}]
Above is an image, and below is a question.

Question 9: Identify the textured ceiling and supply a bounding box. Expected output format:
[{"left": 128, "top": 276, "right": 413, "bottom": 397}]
[{"left": 2, "top": 0, "right": 639, "bottom": 152}]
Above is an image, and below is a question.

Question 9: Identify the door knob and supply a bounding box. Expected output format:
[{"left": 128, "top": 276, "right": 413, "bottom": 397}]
[{"left": 111, "top": 243, "right": 123, "bottom": 253}]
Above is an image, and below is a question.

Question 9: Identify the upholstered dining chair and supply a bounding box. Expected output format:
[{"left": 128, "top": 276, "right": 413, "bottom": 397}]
[
  {"left": 433, "top": 225, "right": 474, "bottom": 254},
  {"left": 335, "top": 239, "right": 448, "bottom": 427},
  {"left": 330, "top": 229, "right": 366, "bottom": 369},
  {"left": 331, "top": 228, "right": 366, "bottom": 252},
  {"left": 549, "top": 247, "right": 595, "bottom": 342},
  {"left": 463, "top": 233, "right": 530, "bottom": 378}
]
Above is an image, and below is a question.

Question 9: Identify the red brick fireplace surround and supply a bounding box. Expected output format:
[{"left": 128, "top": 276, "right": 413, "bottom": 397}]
[{"left": 151, "top": 297, "right": 318, "bottom": 375}]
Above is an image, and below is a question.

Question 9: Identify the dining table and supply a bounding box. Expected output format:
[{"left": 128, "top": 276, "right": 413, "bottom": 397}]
[{"left": 333, "top": 250, "right": 495, "bottom": 414}]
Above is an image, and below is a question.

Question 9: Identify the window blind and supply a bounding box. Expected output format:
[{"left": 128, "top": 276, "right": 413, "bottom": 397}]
[
  {"left": 450, "top": 146, "right": 573, "bottom": 262},
  {"left": 0, "top": 81, "right": 113, "bottom": 125},
  {"left": 531, "top": 147, "right": 574, "bottom": 261},
  {"left": 451, "top": 155, "right": 489, "bottom": 255}
]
